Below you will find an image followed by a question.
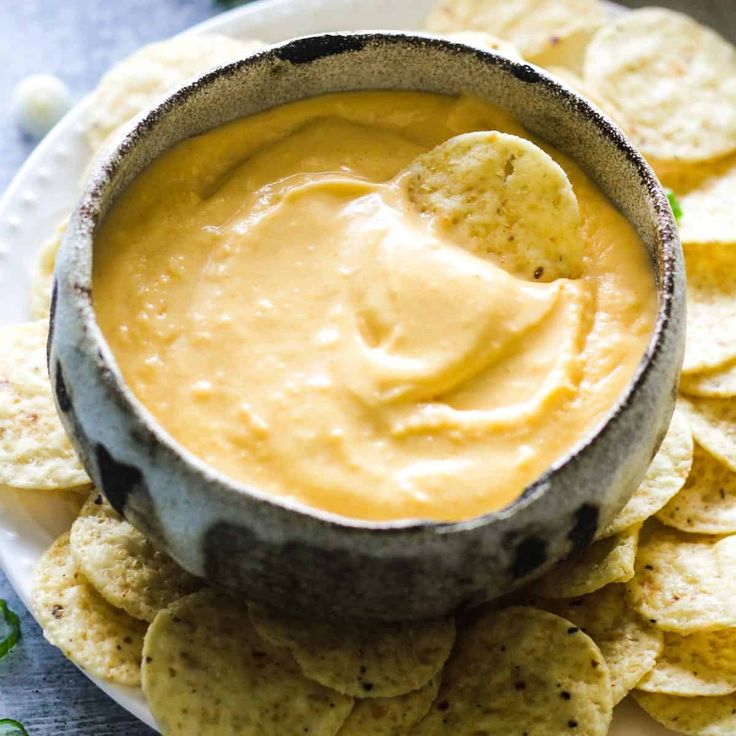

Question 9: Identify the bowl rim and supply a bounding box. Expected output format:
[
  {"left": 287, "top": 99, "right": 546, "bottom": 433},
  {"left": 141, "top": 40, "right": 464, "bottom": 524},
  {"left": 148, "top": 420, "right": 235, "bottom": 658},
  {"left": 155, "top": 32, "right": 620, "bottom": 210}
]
[{"left": 59, "top": 30, "right": 681, "bottom": 534}]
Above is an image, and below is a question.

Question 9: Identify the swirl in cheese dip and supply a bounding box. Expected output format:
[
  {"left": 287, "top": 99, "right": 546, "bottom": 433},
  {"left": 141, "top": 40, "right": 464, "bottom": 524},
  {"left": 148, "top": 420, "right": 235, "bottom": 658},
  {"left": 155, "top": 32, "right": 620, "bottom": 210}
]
[{"left": 93, "top": 91, "right": 656, "bottom": 522}]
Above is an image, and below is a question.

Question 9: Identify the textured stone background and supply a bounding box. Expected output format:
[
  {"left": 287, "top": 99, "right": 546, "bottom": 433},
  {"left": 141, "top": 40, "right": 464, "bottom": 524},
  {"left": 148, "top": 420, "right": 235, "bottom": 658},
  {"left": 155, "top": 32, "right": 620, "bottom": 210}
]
[{"left": 0, "top": 0, "right": 733, "bottom": 733}]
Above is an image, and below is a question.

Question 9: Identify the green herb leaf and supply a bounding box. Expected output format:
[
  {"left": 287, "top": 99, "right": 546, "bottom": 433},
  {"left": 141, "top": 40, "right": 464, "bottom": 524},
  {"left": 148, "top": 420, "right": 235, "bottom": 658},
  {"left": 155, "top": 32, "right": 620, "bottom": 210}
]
[
  {"left": 0, "top": 600, "right": 21, "bottom": 660},
  {"left": 0, "top": 720, "right": 28, "bottom": 736},
  {"left": 664, "top": 188, "right": 683, "bottom": 224}
]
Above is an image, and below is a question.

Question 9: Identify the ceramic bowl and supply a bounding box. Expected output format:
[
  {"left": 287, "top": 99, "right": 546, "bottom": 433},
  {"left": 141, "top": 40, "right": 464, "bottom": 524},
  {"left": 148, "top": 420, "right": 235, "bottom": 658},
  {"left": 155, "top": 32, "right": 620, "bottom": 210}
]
[{"left": 49, "top": 32, "right": 684, "bottom": 621}]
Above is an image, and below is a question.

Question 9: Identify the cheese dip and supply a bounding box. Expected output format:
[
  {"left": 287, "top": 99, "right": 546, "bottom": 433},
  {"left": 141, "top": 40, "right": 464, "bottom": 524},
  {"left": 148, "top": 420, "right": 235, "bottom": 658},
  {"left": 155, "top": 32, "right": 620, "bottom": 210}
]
[{"left": 93, "top": 91, "right": 656, "bottom": 522}]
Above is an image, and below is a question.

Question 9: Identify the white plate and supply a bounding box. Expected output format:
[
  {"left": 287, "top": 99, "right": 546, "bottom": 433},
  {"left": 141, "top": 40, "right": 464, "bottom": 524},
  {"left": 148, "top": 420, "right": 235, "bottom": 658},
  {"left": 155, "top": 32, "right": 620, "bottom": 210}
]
[{"left": 0, "top": 0, "right": 680, "bottom": 732}]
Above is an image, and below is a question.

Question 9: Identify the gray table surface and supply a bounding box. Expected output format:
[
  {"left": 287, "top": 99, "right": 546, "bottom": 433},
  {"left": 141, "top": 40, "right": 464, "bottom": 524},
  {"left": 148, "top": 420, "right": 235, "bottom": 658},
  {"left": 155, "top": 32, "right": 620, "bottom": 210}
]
[{"left": 0, "top": 0, "right": 734, "bottom": 733}]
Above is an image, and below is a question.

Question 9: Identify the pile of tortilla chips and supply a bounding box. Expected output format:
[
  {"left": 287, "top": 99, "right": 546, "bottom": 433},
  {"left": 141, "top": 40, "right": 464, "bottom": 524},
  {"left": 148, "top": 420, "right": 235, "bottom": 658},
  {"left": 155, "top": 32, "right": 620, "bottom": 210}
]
[{"left": 2, "top": 2, "right": 736, "bottom": 734}]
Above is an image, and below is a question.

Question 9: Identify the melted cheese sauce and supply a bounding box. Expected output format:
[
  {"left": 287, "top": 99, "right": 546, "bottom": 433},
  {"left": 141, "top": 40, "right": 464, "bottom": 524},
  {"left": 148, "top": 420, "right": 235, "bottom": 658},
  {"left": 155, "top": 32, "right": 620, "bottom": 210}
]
[{"left": 93, "top": 91, "right": 656, "bottom": 522}]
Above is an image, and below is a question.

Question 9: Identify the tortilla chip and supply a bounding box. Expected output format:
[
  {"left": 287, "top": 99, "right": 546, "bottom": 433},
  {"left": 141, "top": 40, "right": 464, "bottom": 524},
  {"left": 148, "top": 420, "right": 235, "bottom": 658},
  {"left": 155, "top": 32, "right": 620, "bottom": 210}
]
[
  {"left": 531, "top": 526, "right": 638, "bottom": 599},
  {"left": 583, "top": 8, "right": 736, "bottom": 163},
  {"left": 32, "top": 532, "right": 146, "bottom": 686},
  {"left": 0, "top": 320, "right": 90, "bottom": 490},
  {"left": 657, "top": 443, "right": 736, "bottom": 535},
  {"left": 441, "top": 31, "right": 522, "bottom": 59},
  {"left": 405, "top": 131, "right": 583, "bottom": 281},
  {"left": 637, "top": 627, "right": 736, "bottom": 697},
  {"left": 633, "top": 690, "right": 736, "bottom": 736},
  {"left": 30, "top": 217, "right": 66, "bottom": 319},
  {"left": 682, "top": 360, "right": 736, "bottom": 399},
  {"left": 679, "top": 155, "right": 736, "bottom": 246},
  {"left": 249, "top": 607, "right": 454, "bottom": 698},
  {"left": 69, "top": 492, "right": 201, "bottom": 622},
  {"left": 599, "top": 405, "right": 693, "bottom": 537},
  {"left": 532, "top": 585, "right": 663, "bottom": 705},
  {"left": 412, "top": 606, "right": 612, "bottom": 736},
  {"left": 87, "top": 34, "right": 266, "bottom": 150},
  {"left": 626, "top": 523, "right": 736, "bottom": 633},
  {"left": 682, "top": 244, "right": 736, "bottom": 375},
  {"left": 143, "top": 590, "right": 353, "bottom": 736},
  {"left": 425, "top": 0, "right": 605, "bottom": 63},
  {"left": 338, "top": 676, "right": 439, "bottom": 736},
  {"left": 680, "top": 395, "right": 736, "bottom": 473}
]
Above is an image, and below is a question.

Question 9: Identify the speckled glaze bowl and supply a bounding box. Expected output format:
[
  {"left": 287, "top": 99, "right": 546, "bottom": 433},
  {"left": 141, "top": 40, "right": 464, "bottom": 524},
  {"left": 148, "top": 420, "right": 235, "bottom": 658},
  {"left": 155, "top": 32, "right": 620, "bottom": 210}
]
[{"left": 49, "top": 32, "right": 684, "bottom": 621}]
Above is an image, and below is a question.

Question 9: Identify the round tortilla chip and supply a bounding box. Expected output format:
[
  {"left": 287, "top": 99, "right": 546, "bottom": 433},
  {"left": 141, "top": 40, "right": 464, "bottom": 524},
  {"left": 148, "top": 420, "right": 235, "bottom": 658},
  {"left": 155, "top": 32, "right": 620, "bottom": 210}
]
[
  {"left": 583, "top": 8, "right": 736, "bottom": 163},
  {"left": 531, "top": 525, "right": 639, "bottom": 599},
  {"left": 30, "top": 217, "right": 66, "bottom": 319},
  {"left": 626, "top": 524, "right": 736, "bottom": 633},
  {"left": 70, "top": 492, "right": 201, "bottom": 622},
  {"left": 0, "top": 320, "right": 90, "bottom": 490},
  {"left": 637, "top": 627, "right": 736, "bottom": 697},
  {"left": 682, "top": 360, "right": 736, "bottom": 399},
  {"left": 633, "top": 690, "right": 736, "bottom": 736},
  {"left": 424, "top": 0, "right": 605, "bottom": 63},
  {"left": 412, "top": 606, "right": 612, "bottom": 736},
  {"left": 680, "top": 396, "right": 736, "bottom": 473},
  {"left": 682, "top": 244, "right": 736, "bottom": 375},
  {"left": 679, "top": 156, "right": 736, "bottom": 246},
  {"left": 143, "top": 590, "right": 352, "bottom": 736},
  {"left": 87, "top": 34, "right": 266, "bottom": 150},
  {"left": 532, "top": 585, "right": 663, "bottom": 705},
  {"left": 405, "top": 130, "right": 583, "bottom": 281},
  {"left": 599, "top": 405, "right": 693, "bottom": 537},
  {"left": 338, "top": 676, "right": 439, "bottom": 736},
  {"left": 32, "top": 532, "right": 146, "bottom": 686},
  {"left": 441, "top": 31, "right": 522, "bottom": 60},
  {"left": 249, "top": 606, "right": 454, "bottom": 699},
  {"left": 657, "top": 443, "right": 736, "bottom": 535}
]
